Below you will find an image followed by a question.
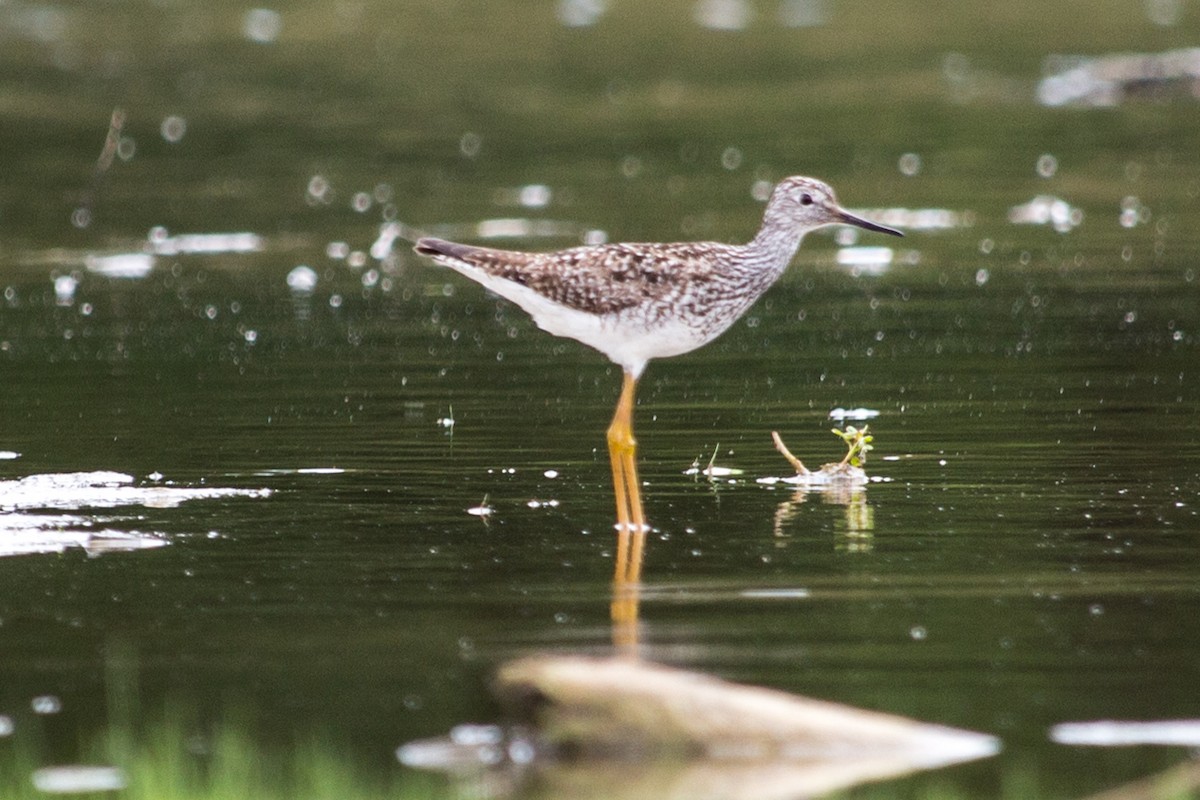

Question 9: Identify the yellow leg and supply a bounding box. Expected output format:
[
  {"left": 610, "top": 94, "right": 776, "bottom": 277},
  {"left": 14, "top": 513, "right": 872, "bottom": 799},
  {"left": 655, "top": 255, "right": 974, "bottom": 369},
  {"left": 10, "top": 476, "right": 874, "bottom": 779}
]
[
  {"left": 608, "top": 370, "right": 647, "bottom": 653},
  {"left": 606, "top": 371, "right": 646, "bottom": 534}
]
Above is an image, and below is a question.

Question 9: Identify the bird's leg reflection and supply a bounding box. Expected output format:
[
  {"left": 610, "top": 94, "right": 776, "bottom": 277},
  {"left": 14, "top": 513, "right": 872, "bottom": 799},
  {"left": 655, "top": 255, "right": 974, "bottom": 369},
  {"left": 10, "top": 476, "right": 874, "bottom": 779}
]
[{"left": 611, "top": 525, "right": 646, "bottom": 653}]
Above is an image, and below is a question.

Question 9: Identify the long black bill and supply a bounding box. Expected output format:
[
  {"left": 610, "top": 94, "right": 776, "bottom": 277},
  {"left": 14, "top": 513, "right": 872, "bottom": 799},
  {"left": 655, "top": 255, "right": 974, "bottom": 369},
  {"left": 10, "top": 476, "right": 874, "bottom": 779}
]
[{"left": 837, "top": 209, "right": 904, "bottom": 237}]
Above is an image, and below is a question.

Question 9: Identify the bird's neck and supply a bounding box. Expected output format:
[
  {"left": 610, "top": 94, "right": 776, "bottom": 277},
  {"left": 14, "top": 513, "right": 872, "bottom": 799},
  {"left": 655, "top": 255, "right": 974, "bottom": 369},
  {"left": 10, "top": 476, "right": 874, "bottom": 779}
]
[{"left": 744, "top": 214, "right": 805, "bottom": 277}]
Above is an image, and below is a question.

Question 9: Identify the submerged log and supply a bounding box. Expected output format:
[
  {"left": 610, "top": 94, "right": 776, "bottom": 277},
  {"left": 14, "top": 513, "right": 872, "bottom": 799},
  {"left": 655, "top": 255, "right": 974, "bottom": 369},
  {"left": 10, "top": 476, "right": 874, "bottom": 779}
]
[
  {"left": 494, "top": 656, "right": 998, "bottom": 766},
  {"left": 401, "top": 656, "right": 999, "bottom": 799}
]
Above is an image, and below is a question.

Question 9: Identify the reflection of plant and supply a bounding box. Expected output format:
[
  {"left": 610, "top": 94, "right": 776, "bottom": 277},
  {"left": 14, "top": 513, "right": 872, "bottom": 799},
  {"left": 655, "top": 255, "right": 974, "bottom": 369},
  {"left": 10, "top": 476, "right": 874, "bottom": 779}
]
[{"left": 833, "top": 425, "right": 873, "bottom": 468}]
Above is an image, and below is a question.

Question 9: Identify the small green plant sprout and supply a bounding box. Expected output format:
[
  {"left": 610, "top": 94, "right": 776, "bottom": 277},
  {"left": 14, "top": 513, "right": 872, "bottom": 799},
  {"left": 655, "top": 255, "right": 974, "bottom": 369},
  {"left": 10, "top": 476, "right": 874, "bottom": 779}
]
[
  {"left": 771, "top": 426, "right": 877, "bottom": 481},
  {"left": 832, "top": 425, "right": 873, "bottom": 468}
]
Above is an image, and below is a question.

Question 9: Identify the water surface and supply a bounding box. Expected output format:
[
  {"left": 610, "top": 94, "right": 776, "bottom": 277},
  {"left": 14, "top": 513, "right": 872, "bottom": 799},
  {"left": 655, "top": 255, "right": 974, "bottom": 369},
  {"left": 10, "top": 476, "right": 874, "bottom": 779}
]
[{"left": 2, "top": 1, "right": 1199, "bottom": 797}]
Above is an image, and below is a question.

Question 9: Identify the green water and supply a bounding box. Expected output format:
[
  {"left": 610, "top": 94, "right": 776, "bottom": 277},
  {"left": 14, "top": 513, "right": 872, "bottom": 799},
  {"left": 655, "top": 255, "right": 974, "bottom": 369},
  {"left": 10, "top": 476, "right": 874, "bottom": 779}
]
[{"left": 2, "top": 1, "right": 1200, "bottom": 797}]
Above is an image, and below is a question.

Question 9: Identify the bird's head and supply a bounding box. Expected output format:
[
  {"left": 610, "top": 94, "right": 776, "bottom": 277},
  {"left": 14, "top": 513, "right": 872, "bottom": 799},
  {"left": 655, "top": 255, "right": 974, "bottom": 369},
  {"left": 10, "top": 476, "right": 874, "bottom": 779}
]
[{"left": 767, "top": 176, "right": 902, "bottom": 237}]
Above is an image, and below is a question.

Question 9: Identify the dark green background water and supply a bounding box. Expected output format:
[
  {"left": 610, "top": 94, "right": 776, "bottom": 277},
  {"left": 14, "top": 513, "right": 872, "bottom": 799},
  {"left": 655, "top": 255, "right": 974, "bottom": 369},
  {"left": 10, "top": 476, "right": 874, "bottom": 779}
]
[{"left": 2, "top": 1, "right": 1199, "bottom": 797}]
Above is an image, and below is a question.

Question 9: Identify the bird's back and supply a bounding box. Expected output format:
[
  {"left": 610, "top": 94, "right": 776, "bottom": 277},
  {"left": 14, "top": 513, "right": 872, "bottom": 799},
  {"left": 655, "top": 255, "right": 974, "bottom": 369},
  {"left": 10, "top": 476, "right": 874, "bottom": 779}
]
[{"left": 415, "top": 237, "right": 746, "bottom": 318}]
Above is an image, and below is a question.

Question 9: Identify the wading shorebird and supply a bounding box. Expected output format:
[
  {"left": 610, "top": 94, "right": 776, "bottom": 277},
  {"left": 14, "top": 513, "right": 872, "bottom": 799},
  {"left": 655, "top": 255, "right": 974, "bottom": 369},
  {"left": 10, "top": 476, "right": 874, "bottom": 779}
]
[{"left": 415, "top": 176, "right": 902, "bottom": 534}]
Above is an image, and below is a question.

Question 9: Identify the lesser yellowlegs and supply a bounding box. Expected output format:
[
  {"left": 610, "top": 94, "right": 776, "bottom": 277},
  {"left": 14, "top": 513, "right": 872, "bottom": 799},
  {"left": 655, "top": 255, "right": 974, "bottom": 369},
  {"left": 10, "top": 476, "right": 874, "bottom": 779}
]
[{"left": 415, "top": 176, "right": 902, "bottom": 534}]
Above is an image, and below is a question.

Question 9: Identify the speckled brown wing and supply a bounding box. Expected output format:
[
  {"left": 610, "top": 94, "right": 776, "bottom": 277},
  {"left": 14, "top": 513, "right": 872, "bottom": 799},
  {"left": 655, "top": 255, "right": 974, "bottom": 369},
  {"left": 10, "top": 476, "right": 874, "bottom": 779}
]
[{"left": 415, "top": 237, "right": 736, "bottom": 316}]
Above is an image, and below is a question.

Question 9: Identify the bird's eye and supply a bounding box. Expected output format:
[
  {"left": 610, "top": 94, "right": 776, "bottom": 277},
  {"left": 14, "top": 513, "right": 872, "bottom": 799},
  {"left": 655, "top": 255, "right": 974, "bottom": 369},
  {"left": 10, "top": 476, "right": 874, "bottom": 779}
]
[{"left": 800, "top": 193, "right": 814, "bottom": 206}]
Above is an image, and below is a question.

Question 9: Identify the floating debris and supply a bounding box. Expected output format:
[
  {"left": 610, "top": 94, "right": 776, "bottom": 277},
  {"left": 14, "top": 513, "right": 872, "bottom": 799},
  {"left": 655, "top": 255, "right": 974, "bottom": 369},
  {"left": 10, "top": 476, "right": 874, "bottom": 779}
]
[
  {"left": 1007, "top": 195, "right": 1083, "bottom": 233},
  {"left": 247, "top": 467, "right": 346, "bottom": 476},
  {"left": 684, "top": 445, "right": 745, "bottom": 479},
  {"left": 147, "top": 227, "right": 263, "bottom": 256},
  {"left": 0, "top": 516, "right": 168, "bottom": 557},
  {"left": 0, "top": 471, "right": 270, "bottom": 558},
  {"left": 1051, "top": 719, "right": 1200, "bottom": 747},
  {"left": 739, "top": 588, "right": 811, "bottom": 599},
  {"left": 840, "top": 207, "right": 973, "bottom": 231},
  {"left": 398, "top": 724, "right": 542, "bottom": 770},
  {"left": 526, "top": 499, "right": 560, "bottom": 509},
  {"left": 769, "top": 427, "right": 873, "bottom": 484},
  {"left": 835, "top": 246, "right": 895, "bottom": 273},
  {"left": 85, "top": 252, "right": 154, "bottom": 278},
  {"left": 32, "top": 765, "right": 127, "bottom": 794},
  {"left": 1038, "top": 47, "right": 1200, "bottom": 107},
  {"left": 0, "top": 471, "right": 270, "bottom": 512},
  {"left": 829, "top": 407, "right": 880, "bottom": 422},
  {"left": 467, "top": 496, "right": 493, "bottom": 518}
]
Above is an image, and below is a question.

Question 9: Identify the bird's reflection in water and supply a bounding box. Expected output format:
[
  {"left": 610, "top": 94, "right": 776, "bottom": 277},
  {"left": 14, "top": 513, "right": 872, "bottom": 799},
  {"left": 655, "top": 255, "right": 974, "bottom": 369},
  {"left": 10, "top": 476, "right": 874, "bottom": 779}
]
[{"left": 610, "top": 476, "right": 876, "bottom": 653}]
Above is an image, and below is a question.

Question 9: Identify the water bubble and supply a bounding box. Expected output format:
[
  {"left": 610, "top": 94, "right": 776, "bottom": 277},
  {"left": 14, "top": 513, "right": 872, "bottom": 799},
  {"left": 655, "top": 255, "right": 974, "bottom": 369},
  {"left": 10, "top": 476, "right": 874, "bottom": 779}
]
[
  {"left": 557, "top": 0, "right": 607, "bottom": 27},
  {"left": 306, "top": 175, "right": 331, "bottom": 204},
  {"left": 326, "top": 241, "right": 350, "bottom": 260},
  {"left": 71, "top": 207, "right": 91, "bottom": 229},
  {"left": 519, "top": 184, "right": 552, "bottom": 208},
  {"left": 620, "top": 155, "right": 642, "bottom": 178},
  {"left": 204, "top": 304, "right": 218, "bottom": 320},
  {"left": 243, "top": 8, "right": 282, "bottom": 43},
  {"left": 694, "top": 0, "right": 753, "bottom": 30},
  {"left": 975, "top": 268, "right": 990, "bottom": 286},
  {"left": 243, "top": 329, "right": 258, "bottom": 344},
  {"left": 32, "top": 695, "right": 62, "bottom": 715},
  {"left": 910, "top": 625, "right": 928, "bottom": 640},
  {"left": 54, "top": 274, "right": 78, "bottom": 306},
  {"left": 1036, "top": 153, "right": 1058, "bottom": 177},
  {"left": 751, "top": 179, "right": 773, "bottom": 202},
  {"left": 286, "top": 265, "right": 318, "bottom": 293},
  {"left": 328, "top": 294, "right": 343, "bottom": 309},
  {"left": 721, "top": 146, "right": 743, "bottom": 170},
  {"left": 1144, "top": 0, "right": 1182, "bottom": 25},
  {"left": 778, "top": 0, "right": 828, "bottom": 27},
  {"left": 351, "top": 191, "right": 372, "bottom": 213},
  {"left": 508, "top": 739, "right": 536, "bottom": 765},
  {"left": 898, "top": 152, "right": 921, "bottom": 176},
  {"left": 160, "top": 115, "right": 187, "bottom": 143},
  {"left": 459, "top": 132, "right": 482, "bottom": 158},
  {"left": 116, "top": 136, "right": 136, "bottom": 161}
]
